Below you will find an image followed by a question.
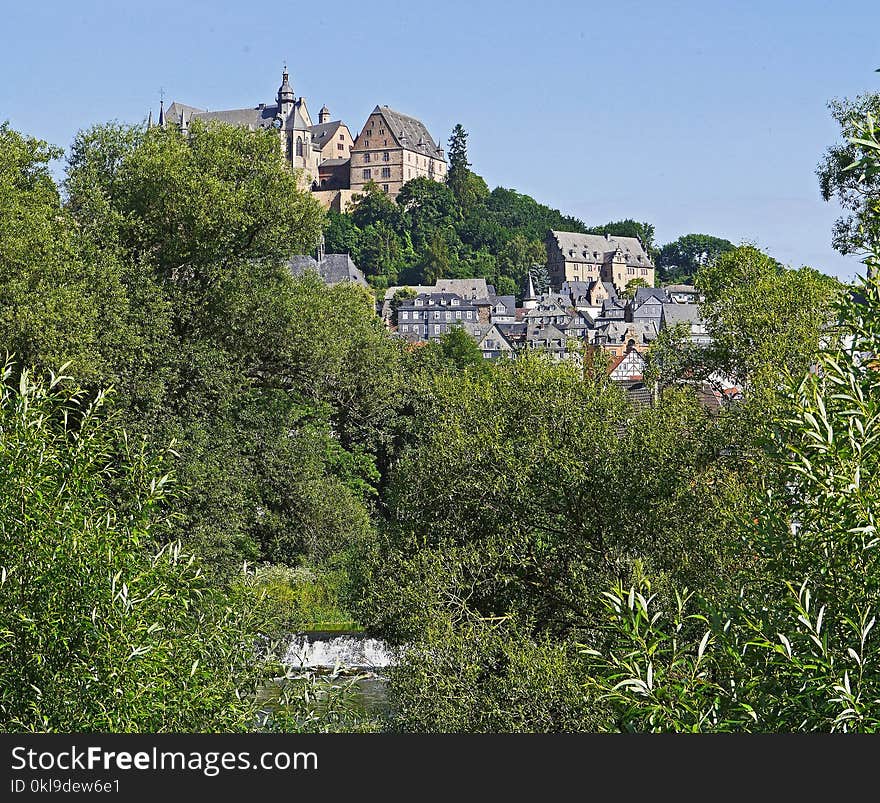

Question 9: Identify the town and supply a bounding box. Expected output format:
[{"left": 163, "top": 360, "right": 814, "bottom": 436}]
[{"left": 156, "top": 69, "right": 722, "bottom": 403}]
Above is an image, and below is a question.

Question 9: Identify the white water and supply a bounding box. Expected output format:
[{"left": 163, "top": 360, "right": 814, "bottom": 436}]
[{"left": 283, "top": 634, "right": 395, "bottom": 670}]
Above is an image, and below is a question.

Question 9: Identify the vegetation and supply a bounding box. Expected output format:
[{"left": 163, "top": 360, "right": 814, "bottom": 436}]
[{"left": 0, "top": 92, "right": 875, "bottom": 733}]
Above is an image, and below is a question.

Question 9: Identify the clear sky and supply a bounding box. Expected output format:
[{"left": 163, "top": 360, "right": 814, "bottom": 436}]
[{"left": 2, "top": 0, "right": 878, "bottom": 280}]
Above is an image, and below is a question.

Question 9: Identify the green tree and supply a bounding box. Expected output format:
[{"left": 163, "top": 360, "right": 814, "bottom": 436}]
[
  {"left": 817, "top": 92, "right": 880, "bottom": 255},
  {"left": 621, "top": 277, "right": 649, "bottom": 299},
  {"left": 656, "top": 233, "right": 735, "bottom": 283},
  {"left": 445, "top": 124, "right": 489, "bottom": 211},
  {"left": 0, "top": 365, "right": 271, "bottom": 731}
]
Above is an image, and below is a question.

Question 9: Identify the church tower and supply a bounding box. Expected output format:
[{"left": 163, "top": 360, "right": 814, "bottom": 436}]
[{"left": 276, "top": 68, "right": 295, "bottom": 121}]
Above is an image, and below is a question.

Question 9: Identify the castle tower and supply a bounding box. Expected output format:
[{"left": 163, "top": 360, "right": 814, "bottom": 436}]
[{"left": 319, "top": 105, "right": 331, "bottom": 124}]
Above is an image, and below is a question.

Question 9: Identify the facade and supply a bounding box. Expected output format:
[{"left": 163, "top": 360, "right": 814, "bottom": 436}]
[
  {"left": 661, "top": 303, "right": 711, "bottom": 346},
  {"left": 477, "top": 324, "right": 515, "bottom": 360},
  {"left": 663, "top": 283, "right": 702, "bottom": 304},
  {"left": 608, "top": 347, "right": 647, "bottom": 382},
  {"left": 349, "top": 106, "right": 447, "bottom": 197},
  {"left": 396, "top": 292, "right": 482, "bottom": 342},
  {"left": 594, "top": 320, "right": 658, "bottom": 357},
  {"left": 629, "top": 287, "right": 669, "bottom": 324},
  {"left": 546, "top": 231, "right": 655, "bottom": 293}
]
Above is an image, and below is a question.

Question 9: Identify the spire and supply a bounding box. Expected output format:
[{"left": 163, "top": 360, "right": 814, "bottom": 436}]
[
  {"left": 179, "top": 108, "right": 188, "bottom": 136},
  {"left": 158, "top": 99, "right": 166, "bottom": 129},
  {"left": 277, "top": 67, "right": 295, "bottom": 106},
  {"left": 147, "top": 109, "right": 153, "bottom": 129},
  {"left": 527, "top": 270, "right": 536, "bottom": 299}
]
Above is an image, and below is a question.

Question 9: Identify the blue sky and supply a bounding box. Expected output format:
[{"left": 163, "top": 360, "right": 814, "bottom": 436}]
[{"left": 2, "top": 0, "right": 878, "bottom": 280}]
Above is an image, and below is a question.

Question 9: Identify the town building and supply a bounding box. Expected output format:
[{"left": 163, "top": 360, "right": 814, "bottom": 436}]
[{"left": 545, "top": 231, "right": 655, "bottom": 293}]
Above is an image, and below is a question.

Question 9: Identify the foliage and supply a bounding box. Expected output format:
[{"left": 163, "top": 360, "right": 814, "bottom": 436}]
[
  {"left": 816, "top": 92, "right": 880, "bottom": 255},
  {"left": 0, "top": 366, "right": 272, "bottom": 732},
  {"left": 388, "top": 620, "right": 597, "bottom": 732},
  {"left": 656, "top": 233, "right": 735, "bottom": 284},
  {"left": 584, "top": 124, "right": 880, "bottom": 730}
]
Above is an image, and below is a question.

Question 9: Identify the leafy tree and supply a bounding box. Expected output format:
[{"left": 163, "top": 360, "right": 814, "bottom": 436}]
[
  {"left": 656, "top": 233, "right": 735, "bottom": 283},
  {"left": 323, "top": 210, "right": 361, "bottom": 260},
  {"left": 584, "top": 110, "right": 880, "bottom": 733},
  {"left": 621, "top": 277, "right": 649, "bottom": 299},
  {"left": 420, "top": 230, "right": 452, "bottom": 284},
  {"left": 438, "top": 326, "right": 487, "bottom": 371},
  {"left": 0, "top": 365, "right": 271, "bottom": 731},
  {"left": 817, "top": 92, "right": 880, "bottom": 255},
  {"left": 695, "top": 245, "right": 842, "bottom": 403}
]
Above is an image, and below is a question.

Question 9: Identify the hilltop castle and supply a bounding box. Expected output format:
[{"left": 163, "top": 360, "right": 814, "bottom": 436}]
[{"left": 156, "top": 69, "right": 446, "bottom": 210}]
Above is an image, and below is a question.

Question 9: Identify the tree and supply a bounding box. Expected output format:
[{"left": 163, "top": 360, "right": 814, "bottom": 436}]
[
  {"left": 695, "top": 245, "right": 842, "bottom": 403},
  {"left": 0, "top": 365, "right": 271, "bottom": 731},
  {"left": 445, "top": 124, "right": 489, "bottom": 211},
  {"left": 438, "top": 326, "right": 486, "bottom": 371},
  {"left": 656, "top": 233, "right": 735, "bottom": 284},
  {"left": 621, "top": 277, "right": 649, "bottom": 299},
  {"left": 817, "top": 92, "right": 880, "bottom": 255},
  {"left": 584, "top": 99, "right": 880, "bottom": 734}
]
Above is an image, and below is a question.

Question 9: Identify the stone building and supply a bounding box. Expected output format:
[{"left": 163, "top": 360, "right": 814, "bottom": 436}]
[
  {"left": 545, "top": 231, "right": 655, "bottom": 293},
  {"left": 349, "top": 106, "right": 447, "bottom": 197},
  {"left": 162, "top": 70, "right": 353, "bottom": 194}
]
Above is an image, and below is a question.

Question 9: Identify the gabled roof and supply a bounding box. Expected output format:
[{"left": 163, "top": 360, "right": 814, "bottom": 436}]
[
  {"left": 363, "top": 105, "right": 446, "bottom": 159},
  {"left": 309, "top": 120, "right": 344, "bottom": 148},
  {"left": 549, "top": 230, "right": 654, "bottom": 268},
  {"left": 633, "top": 287, "right": 670, "bottom": 307},
  {"left": 288, "top": 254, "right": 368, "bottom": 288}
]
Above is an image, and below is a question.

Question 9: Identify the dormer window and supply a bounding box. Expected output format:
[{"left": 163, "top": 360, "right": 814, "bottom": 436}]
[
  {"left": 415, "top": 299, "right": 423, "bottom": 307},
  {"left": 451, "top": 298, "right": 459, "bottom": 306}
]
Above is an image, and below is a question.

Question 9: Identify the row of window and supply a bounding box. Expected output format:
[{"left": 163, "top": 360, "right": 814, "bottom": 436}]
[
  {"left": 361, "top": 168, "right": 392, "bottom": 179},
  {"left": 362, "top": 152, "right": 391, "bottom": 162},
  {"left": 400, "top": 323, "right": 462, "bottom": 335},
  {"left": 401, "top": 310, "right": 473, "bottom": 321}
]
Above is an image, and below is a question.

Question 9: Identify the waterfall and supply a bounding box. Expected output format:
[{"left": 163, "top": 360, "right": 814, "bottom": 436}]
[{"left": 283, "top": 632, "right": 394, "bottom": 671}]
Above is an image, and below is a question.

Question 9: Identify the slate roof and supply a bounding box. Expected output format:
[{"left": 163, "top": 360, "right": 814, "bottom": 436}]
[
  {"left": 549, "top": 231, "right": 654, "bottom": 268},
  {"left": 368, "top": 106, "right": 446, "bottom": 159},
  {"left": 663, "top": 283, "right": 700, "bottom": 294},
  {"left": 288, "top": 254, "right": 368, "bottom": 287},
  {"left": 661, "top": 304, "right": 703, "bottom": 326},
  {"left": 309, "top": 120, "right": 343, "bottom": 148}
]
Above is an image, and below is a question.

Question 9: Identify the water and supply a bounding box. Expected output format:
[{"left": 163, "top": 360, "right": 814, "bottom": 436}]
[
  {"left": 271, "top": 631, "right": 395, "bottom": 722},
  {"left": 283, "top": 631, "right": 395, "bottom": 671}
]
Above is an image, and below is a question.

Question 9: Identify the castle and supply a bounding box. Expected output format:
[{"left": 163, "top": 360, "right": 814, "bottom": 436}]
[{"left": 157, "top": 69, "right": 447, "bottom": 211}]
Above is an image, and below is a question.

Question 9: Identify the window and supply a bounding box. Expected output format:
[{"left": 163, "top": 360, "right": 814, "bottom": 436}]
[
  {"left": 337, "top": 143, "right": 344, "bottom": 150},
  {"left": 401, "top": 311, "right": 409, "bottom": 320},
  {"left": 451, "top": 299, "right": 459, "bottom": 306},
  {"left": 455, "top": 311, "right": 461, "bottom": 319},
  {"left": 433, "top": 311, "right": 440, "bottom": 319},
  {"left": 383, "top": 152, "right": 389, "bottom": 161},
  {"left": 339, "top": 133, "right": 344, "bottom": 140},
  {"left": 382, "top": 184, "right": 389, "bottom": 193},
  {"left": 434, "top": 324, "right": 440, "bottom": 334},
  {"left": 384, "top": 139, "right": 388, "bottom": 146},
  {"left": 362, "top": 168, "right": 371, "bottom": 179},
  {"left": 381, "top": 167, "right": 391, "bottom": 178},
  {"left": 364, "top": 153, "right": 371, "bottom": 162},
  {"left": 364, "top": 140, "right": 370, "bottom": 147},
  {"left": 465, "top": 311, "right": 472, "bottom": 320},
  {"left": 401, "top": 324, "right": 408, "bottom": 332},
  {"left": 295, "top": 136, "right": 303, "bottom": 157},
  {"left": 415, "top": 299, "right": 423, "bottom": 307},
  {"left": 445, "top": 312, "right": 451, "bottom": 321},
  {"left": 379, "top": 128, "right": 384, "bottom": 134}
]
